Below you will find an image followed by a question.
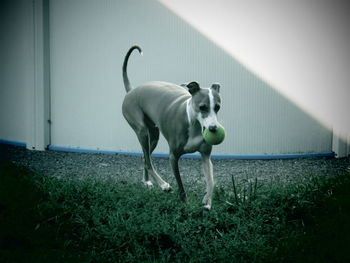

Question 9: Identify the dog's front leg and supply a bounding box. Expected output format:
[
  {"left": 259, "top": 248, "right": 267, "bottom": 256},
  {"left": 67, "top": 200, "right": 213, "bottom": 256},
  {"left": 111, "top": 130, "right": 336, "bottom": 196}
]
[
  {"left": 201, "top": 153, "right": 214, "bottom": 210},
  {"left": 169, "top": 152, "right": 187, "bottom": 202}
]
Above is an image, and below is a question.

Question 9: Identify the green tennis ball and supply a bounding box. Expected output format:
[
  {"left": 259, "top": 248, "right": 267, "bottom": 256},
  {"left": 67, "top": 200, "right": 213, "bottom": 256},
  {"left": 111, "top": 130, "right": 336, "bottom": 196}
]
[{"left": 203, "top": 125, "right": 226, "bottom": 145}]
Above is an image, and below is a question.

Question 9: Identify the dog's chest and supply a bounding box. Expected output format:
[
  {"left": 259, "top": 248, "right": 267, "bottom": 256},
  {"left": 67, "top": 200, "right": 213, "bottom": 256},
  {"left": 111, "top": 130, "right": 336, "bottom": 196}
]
[{"left": 183, "top": 122, "right": 204, "bottom": 153}]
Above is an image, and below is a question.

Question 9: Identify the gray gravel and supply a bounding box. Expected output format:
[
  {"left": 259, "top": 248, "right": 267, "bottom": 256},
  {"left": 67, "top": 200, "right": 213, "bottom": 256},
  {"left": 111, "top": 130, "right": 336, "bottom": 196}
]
[{"left": 1, "top": 144, "right": 349, "bottom": 191}]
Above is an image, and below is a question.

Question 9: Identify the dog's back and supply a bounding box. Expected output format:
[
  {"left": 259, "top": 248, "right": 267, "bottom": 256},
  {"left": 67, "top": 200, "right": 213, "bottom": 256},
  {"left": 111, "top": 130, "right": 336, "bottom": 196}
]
[{"left": 123, "top": 81, "right": 190, "bottom": 138}]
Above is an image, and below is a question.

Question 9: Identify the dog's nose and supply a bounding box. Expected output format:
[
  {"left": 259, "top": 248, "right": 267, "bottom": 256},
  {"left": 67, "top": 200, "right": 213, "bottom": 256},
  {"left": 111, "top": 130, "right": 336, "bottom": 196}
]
[{"left": 209, "top": 125, "right": 217, "bottom": 132}]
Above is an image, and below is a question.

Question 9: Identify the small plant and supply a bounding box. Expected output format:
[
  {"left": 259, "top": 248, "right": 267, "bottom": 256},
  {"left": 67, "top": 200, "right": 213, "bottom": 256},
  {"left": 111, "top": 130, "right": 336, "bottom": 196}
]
[{"left": 230, "top": 174, "right": 258, "bottom": 205}]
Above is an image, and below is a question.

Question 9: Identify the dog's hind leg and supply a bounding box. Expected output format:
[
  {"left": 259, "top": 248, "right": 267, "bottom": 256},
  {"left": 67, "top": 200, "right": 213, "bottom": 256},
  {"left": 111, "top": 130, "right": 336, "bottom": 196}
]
[
  {"left": 123, "top": 107, "right": 170, "bottom": 190},
  {"left": 123, "top": 107, "right": 154, "bottom": 187},
  {"left": 133, "top": 126, "right": 153, "bottom": 187},
  {"left": 138, "top": 127, "right": 170, "bottom": 191},
  {"left": 144, "top": 119, "right": 171, "bottom": 191},
  {"left": 148, "top": 123, "right": 160, "bottom": 155}
]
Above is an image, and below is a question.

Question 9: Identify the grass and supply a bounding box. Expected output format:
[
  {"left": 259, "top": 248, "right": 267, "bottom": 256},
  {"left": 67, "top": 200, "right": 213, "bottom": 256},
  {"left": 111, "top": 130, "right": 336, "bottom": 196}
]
[{"left": 1, "top": 162, "right": 350, "bottom": 262}]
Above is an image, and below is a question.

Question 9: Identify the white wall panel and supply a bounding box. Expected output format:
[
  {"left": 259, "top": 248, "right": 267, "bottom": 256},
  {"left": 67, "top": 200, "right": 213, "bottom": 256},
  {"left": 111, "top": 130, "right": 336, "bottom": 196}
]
[
  {"left": 49, "top": 0, "right": 333, "bottom": 156},
  {"left": 0, "top": 0, "right": 34, "bottom": 145}
]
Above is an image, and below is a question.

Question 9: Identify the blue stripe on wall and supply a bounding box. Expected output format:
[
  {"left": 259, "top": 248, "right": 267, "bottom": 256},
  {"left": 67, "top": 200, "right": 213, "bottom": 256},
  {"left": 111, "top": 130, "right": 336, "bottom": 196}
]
[
  {"left": 47, "top": 145, "right": 335, "bottom": 160},
  {"left": 0, "top": 140, "right": 335, "bottom": 160},
  {"left": 0, "top": 139, "right": 26, "bottom": 148}
]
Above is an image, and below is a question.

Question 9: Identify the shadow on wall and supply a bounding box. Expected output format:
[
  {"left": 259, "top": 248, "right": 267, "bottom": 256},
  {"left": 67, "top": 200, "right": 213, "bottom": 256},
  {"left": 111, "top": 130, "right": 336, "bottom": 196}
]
[
  {"left": 48, "top": 0, "right": 333, "bottom": 156},
  {"left": 117, "top": 0, "right": 332, "bottom": 155}
]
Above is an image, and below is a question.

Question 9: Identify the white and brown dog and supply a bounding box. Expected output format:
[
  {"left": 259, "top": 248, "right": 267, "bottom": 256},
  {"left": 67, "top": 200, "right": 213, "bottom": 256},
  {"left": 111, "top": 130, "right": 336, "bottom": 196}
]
[{"left": 122, "top": 46, "right": 222, "bottom": 210}]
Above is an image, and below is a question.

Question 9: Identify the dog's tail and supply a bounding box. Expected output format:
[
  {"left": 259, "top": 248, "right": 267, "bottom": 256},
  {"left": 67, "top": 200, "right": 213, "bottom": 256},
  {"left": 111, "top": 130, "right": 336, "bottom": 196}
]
[{"left": 122, "top": 45, "right": 142, "bottom": 93}]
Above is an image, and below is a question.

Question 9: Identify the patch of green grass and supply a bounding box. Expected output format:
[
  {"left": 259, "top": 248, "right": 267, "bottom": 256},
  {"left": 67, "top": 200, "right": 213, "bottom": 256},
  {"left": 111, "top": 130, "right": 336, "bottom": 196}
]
[
  {"left": 1, "top": 162, "right": 349, "bottom": 262},
  {"left": 0, "top": 163, "right": 84, "bottom": 262}
]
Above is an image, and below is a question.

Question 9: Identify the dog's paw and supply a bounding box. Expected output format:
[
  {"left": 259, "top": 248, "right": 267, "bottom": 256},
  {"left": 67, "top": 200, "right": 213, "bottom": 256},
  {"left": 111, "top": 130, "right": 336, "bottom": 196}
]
[
  {"left": 203, "top": 204, "right": 211, "bottom": 210},
  {"left": 202, "top": 195, "right": 212, "bottom": 210},
  {"left": 160, "top": 182, "right": 171, "bottom": 192},
  {"left": 143, "top": 180, "right": 154, "bottom": 188}
]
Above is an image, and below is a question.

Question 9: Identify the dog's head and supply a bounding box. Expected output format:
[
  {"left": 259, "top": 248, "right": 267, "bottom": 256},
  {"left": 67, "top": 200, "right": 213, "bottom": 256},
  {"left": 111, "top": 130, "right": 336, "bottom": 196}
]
[{"left": 187, "top": 81, "right": 221, "bottom": 132}]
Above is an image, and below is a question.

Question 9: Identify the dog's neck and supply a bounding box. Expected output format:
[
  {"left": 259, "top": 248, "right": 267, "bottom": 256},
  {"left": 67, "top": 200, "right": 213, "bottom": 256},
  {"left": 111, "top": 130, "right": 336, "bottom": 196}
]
[{"left": 186, "top": 98, "right": 196, "bottom": 125}]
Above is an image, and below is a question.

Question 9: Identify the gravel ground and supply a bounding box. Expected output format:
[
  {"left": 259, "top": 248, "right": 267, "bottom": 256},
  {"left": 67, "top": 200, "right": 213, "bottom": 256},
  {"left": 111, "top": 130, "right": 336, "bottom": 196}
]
[{"left": 1, "top": 143, "right": 349, "bottom": 191}]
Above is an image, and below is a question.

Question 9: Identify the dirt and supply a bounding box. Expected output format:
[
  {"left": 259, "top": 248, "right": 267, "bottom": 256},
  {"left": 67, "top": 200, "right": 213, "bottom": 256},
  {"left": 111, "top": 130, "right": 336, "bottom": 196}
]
[{"left": 1, "top": 143, "right": 349, "bottom": 191}]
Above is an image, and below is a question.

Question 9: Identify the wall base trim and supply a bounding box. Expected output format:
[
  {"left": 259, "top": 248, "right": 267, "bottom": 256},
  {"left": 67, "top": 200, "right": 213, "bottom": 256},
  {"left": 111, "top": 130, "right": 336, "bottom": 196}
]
[
  {"left": 0, "top": 139, "right": 27, "bottom": 148},
  {"left": 0, "top": 140, "right": 335, "bottom": 160},
  {"left": 47, "top": 145, "right": 335, "bottom": 160}
]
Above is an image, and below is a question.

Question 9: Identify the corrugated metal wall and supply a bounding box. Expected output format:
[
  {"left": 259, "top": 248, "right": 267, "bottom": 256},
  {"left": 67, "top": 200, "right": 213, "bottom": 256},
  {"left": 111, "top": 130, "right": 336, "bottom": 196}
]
[
  {"left": 49, "top": 0, "right": 332, "bottom": 156},
  {"left": 0, "top": 0, "right": 34, "bottom": 145},
  {"left": 0, "top": 0, "right": 335, "bottom": 157}
]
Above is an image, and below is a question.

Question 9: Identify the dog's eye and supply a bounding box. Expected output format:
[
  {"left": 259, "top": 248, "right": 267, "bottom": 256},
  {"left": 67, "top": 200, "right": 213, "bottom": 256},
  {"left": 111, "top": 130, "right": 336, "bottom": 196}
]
[
  {"left": 214, "top": 104, "right": 221, "bottom": 112},
  {"left": 199, "top": 105, "right": 208, "bottom": 112}
]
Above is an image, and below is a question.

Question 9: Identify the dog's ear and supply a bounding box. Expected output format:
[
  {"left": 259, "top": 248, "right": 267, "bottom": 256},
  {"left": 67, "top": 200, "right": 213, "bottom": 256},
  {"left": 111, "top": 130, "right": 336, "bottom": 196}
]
[
  {"left": 187, "top": 81, "right": 200, "bottom": 95},
  {"left": 211, "top": 83, "right": 220, "bottom": 93}
]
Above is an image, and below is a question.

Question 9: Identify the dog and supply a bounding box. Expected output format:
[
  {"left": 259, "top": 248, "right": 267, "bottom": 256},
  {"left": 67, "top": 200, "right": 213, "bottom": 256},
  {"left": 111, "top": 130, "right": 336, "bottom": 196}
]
[{"left": 122, "top": 45, "right": 222, "bottom": 210}]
